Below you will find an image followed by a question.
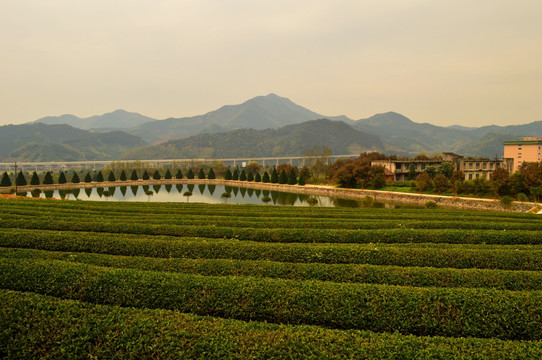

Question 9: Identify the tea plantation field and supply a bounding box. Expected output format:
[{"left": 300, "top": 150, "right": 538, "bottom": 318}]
[{"left": 1, "top": 198, "right": 541, "bottom": 359}]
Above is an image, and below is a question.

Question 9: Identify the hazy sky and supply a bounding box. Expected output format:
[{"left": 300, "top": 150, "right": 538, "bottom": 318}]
[{"left": 1, "top": 0, "right": 541, "bottom": 127}]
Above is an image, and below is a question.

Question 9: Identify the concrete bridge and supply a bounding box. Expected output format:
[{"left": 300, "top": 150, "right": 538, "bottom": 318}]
[{"left": 0, "top": 155, "right": 359, "bottom": 172}]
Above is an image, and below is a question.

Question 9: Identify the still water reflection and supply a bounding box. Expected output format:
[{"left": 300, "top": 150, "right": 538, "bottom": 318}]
[{"left": 21, "top": 184, "right": 410, "bottom": 208}]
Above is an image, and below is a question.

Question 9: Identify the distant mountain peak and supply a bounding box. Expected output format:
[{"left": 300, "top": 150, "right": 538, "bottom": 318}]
[{"left": 364, "top": 112, "right": 414, "bottom": 124}]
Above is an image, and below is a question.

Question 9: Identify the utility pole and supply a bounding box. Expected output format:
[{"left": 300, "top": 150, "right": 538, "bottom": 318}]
[{"left": 14, "top": 161, "right": 17, "bottom": 194}]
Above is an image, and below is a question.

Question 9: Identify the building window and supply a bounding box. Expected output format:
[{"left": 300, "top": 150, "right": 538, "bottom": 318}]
[
  {"left": 469, "top": 163, "right": 473, "bottom": 169},
  {"left": 476, "top": 162, "right": 480, "bottom": 169},
  {"left": 396, "top": 163, "right": 402, "bottom": 170},
  {"left": 482, "top": 163, "right": 487, "bottom": 169},
  {"left": 490, "top": 163, "right": 494, "bottom": 169},
  {"left": 468, "top": 174, "right": 473, "bottom": 180},
  {"left": 421, "top": 164, "right": 426, "bottom": 170}
]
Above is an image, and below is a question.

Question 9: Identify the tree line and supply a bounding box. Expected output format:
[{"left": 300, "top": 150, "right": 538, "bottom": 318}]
[{"left": 0, "top": 165, "right": 307, "bottom": 188}]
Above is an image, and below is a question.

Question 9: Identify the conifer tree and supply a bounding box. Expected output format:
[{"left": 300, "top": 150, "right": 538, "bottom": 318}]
[
  {"left": 96, "top": 171, "right": 104, "bottom": 182},
  {"left": 119, "top": 170, "right": 127, "bottom": 181},
  {"left": 43, "top": 171, "right": 53, "bottom": 185},
  {"left": 0, "top": 172, "right": 11, "bottom": 187},
  {"left": 240, "top": 169, "right": 247, "bottom": 181},
  {"left": 58, "top": 171, "right": 67, "bottom": 184},
  {"left": 224, "top": 168, "right": 232, "bottom": 180},
  {"left": 30, "top": 172, "right": 40, "bottom": 186},
  {"left": 278, "top": 169, "right": 288, "bottom": 184},
  {"left": 16, "top": 171, "right": 27, "bottom": 186},
  {"left": 164, "top": 169, "right": 172, "bottom": 179},
  {"left": 71, "top": 171, "right": 80, "bottom": 184},
  {"left": 108, "top": 171, "right": 116, "bottom": 182},
  {"left": 247, "top": 171, "right": 254, "bottom": 181},
  {"left": 288, "top": 171, "right": 297, "bottom": 185},
  {"left": 175, "top": 169, "right": 183, "bottom": 179},
  {"left": 255, "top": 172, "right": 262, "bottom": 182},
  {"left": 298, "top": 173, "right": 306, "bottom": 186},
  {"left": 130, "top": 170, "right": 139, "bottom": 180},
  {"left": 271, "top": 168, "right": 279, "bottom": 183},
  {"left": 153, "top": 170, "right": 161, "bottom": 180},
  {"left": 142, "top": 171, "right": 150, "bottom": 180},
  {"left": 262, "top": 171, "right": 270, "bottom": 183},
  {"left": 207, "top": 168, "right": 216, "bottom": 179},
  {"left": 198, "top": 168, "right": 206, "bottom": 179},
  {"left": 84, "top": 172, "right": 92, "bottom": 183},
  {"left": 187, "top": 168, "right": 195, "bottom": 179},
  {"left": 232, "top": 168, "right": 239, "bottom": 181}
]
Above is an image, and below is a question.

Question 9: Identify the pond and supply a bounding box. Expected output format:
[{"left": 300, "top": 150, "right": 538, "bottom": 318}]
[{"left": 19, "top": 184, "right": 414, "bottom": 208}]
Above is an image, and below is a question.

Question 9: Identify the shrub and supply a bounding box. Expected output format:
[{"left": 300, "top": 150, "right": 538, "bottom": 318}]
[
  {"left": 271, "top": 168, "right": 278, "bottom": 183},
  {"left": 232, "top": 169, "right": 239, "bottom": 181},
  {"left": 255, "top": 172, "right": 262, "bottom": 182},
  {"left": 30, "top": 172, "right": 40, "bottom": 186},
  {"left": 153, "top": 170, "right": 161, "bottom": 180},
  {"left": 207, "top": 168, "right": 216, "bottom": 179},
  {"left": 175, "top": 170, "right": 183, "bottom": 179},
  {"left": 287, "top": 171, "right": 297, "bottom": 185},
  {"left": 142, "top": 171, "right": 150, "bottom": 180},
  {"left": 130, "top": 170, "right": 139, "bottom": 181},
  {"left": 262, "top": 171, "right": 270, "bottom": 183},
  {"left": 57, "top": 172, "right": 67, "bottom": 184},
  {"left": 198, "top": 168, "right": 206, "bottom": 179},
  {"left": 425, "top": 201, "right": 438, "bottom": 209},
  {"left": 371, "top": 174, "right": 386, "bottom": 189},
  {"left": 84, "top": 172, "right": 92, "bottom": 183},
  {"left": 119, "top": 170, "right": 127, "bottom": 181},
  {"left": 1, "top": 172, "right": 11, "bottom": 187},
  {"left": 433, "top": 174, "right": 449, "bottom": 193},
  {"left": 96, "top": 171, "right": 104, "bottom": 182},
  {"left": 43, "top": 172, "right": 54, "bottom": 185},
  {"left": 71, "top": 172, "right": 80, "bottom": 184},
  {"left": 517, "top": 193, "right": 529, "bottom": 202},
  {"left": 224, "top": 168, "right": 232, "bottom": 180},
  {"left": 415, "top": 173, "right": 431, "bottom": 192},
  {"left": 278, "top": 170, "right": 288, "bottom": 184},
  {"left": 164, "top": 169, "right": 172, "bottom": 180},
  {"left": 500, "top": 196, "right": 514, "bottom": 209}
]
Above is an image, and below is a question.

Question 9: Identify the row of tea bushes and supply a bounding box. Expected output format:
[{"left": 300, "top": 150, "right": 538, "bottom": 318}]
[
  {"left": 2, "top": 198, "right": 540, "bottom": 221},
  {"left": 1, "top": 228, "right": 541, "bottom": 271},
  {"left": 2, "top": 217, "right": 542, "bottom": 245},
  {"left": 3, "top": 290, "right": 541, "bottom": 360},
  {"left": 4, "top": 208, "right": 541, "bottom": 230},
  {"left": 3, "top": 247, "right": 542, "bottom": 291},
  {"left": 1, "top": 258, "right": 541, "bottom": 340}
]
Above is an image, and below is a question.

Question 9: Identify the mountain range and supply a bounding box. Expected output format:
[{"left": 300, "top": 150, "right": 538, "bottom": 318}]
[
  {"left": 121, "top": 119, "right": 384, "bottom": 160},
  {"left": 0, "top": 123, "right": 146, "bottom": 162},
  {"left": 5, "top": 93, "right": 541, "bottom": 161}
]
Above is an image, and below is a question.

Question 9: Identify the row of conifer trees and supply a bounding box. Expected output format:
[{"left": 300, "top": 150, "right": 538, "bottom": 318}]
[
  {"left": 1, "top": 167, "right": 305, "bottom": 187},
  {"left": 224, "top": 168, "right": 305, "bottom": 185}
]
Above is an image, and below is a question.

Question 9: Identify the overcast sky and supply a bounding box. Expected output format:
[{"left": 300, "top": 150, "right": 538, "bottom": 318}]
[{"left": 1, "top": 0, "right": 541, "bottom": 127}]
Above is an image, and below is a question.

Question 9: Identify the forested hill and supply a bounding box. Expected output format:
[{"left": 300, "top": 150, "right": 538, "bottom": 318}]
[
  {"left": 0, "top": 123, "right": 147, "bottom": 162},
  {"left": 121, "top": 119, "right": 384, "bottom": 160}
]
